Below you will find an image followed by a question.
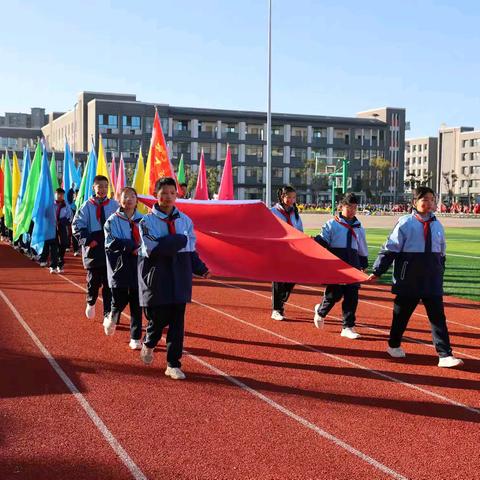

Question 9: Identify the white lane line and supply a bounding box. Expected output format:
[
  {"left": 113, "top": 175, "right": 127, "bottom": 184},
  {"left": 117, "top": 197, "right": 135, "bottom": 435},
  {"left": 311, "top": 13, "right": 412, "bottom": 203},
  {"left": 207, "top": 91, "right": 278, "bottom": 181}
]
[
  {"left": 0, "top": 290, "right": 148, "bottom": 480},
  {"left": 186, "top": 350, "right": 408, "bottom": 480},
  {"left": 205, "top": 280, "right": 480, "bottom": 412},
  {"left": 58, "top": 275, "right": 408, "bottom": 478},
  {"left": 211, "top": 279, "right": 480, "bottom": 361}
]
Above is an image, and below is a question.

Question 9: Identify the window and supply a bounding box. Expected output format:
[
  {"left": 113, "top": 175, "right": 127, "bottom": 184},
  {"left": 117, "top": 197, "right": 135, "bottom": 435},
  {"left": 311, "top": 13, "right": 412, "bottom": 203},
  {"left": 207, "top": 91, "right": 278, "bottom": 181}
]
[
  {"left": 333, "top": 149, "right": 348, "bottom": 159},
  {"left": 354, "top": 129, "right": 362, "bottom": 143},
  {"left": 418, "top": 144, "right": 422, "bottom": 152},
  {"left": 272, "top": 126, "right": 284, "bottom": 136},
  {"left": 292, "top": 127, "right": 307, "bottom": 139},
  {"left": 412, "top": 145, "right": 417, "bottom": 152},
  {"left": 145, "top": 117, "right": 154, "bottom": 133},
  {"left": 313, "top": 127, "right": 327, "bottom": 138},
  {"left": 199, "top": 143, "right": 217, "bottom": 157},
  {"left": 175, "top": 120, "right": 189, "bottom": 131},
  {"left": 290, "top": 148, "right": 307, "bottom": 160},
  {"left": 173, "top": 142, "right": 191, "bottom": 155},
  {"left": 246, "top": 145, "right": 263, "bottom": 159},
  {"left": 462, "top": 153, "right": 468, "bottom": 161},
  {"left": 245, "top": 166, "right": 263, "bottom": 182},
  {"left": 122, "top": 115, "right": 141, "bottom": 128},
  {"left": 334, "top": 128, "right": 350, "bottom": 144},
  {"left": 220, "top": 144, "right": 238, "bottom": 156},
  {"left": 272, "top": 147, "right": 283, "bottom": 157},
  {"left": 102, "top": 138, "right": 118, "bottom": 151},
  {"left": 462, "top": 140, "right": 469, "bottom": 148},
  {"left": 122, "top": 139, "right": 141, "bottom": 152},
  {"left": 273, "top": 168, "right": 283, "bottom": 178}
]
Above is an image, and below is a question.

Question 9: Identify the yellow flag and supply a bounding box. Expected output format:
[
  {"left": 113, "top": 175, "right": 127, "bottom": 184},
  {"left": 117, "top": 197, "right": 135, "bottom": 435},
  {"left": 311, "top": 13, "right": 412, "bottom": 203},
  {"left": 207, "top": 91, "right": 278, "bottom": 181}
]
[
  {"left": 96, "top": 135, "right": 113, "bottom": 197},
  {"left": 12, "top": 152, "right": 21, "bottom": 225},
  {"left": 133, "top": 147, "right": 146, "bottom": 213},
  {"left": 142, "top": 143, "right": 152, "bottom": 196}
]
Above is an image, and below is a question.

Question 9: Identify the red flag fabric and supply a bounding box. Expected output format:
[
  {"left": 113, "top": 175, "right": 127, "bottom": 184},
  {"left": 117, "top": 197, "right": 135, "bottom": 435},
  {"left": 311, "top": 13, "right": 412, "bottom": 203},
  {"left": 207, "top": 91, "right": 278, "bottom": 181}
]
[
  {"left": 217, "top": 144, "right": 234, "bottom": 200},
  {"left": 137, "top": 196, "right": 367, "bottom": 285},
  {"left": 148, "top": 110, "right": 175, "bottom": 195},
  {"left": 109, "top": 154, "right": 117, "bottom": 191},
  {"left": 193, "top": 150, "right": 209, "bottom": 200},
  {"left": 116, "top": 153, "right": 126, "bottom": 196}
]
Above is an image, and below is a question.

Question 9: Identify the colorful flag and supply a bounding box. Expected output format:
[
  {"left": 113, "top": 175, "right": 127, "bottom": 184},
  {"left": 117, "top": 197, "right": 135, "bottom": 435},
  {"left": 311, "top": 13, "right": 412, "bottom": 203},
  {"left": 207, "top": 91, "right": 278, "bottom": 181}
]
[
  {"left": 14, "top": 148, "right": 31, "bottom": 222},
  {"left": 96, "top": 135, "right": 113, "bottom": 197},
  {"left": 76, "top": 142, "right": 98, "bottom": 208},
  {"left": 177, "top": 154, "right": 186, "bottom": 184},
  {"left": 132, "top": 147, "right": 145, "bottom": 192},
  {"left": 49, "top": 152, "right": 59, "bottom": 191},
  {"left": 3, "top": 152, "right": 13, "bottom": 229},
  {"left": 0, "top": 155, "right": 4, "bottom": 219},
  {"left": 116, "top": 153, "right": 126, "bottom": 196},
  {"left": 31, "top": 146, "right": 56, "bottom": 254},
  {"left": 193, "top": 149, "right": 209, "bottom": 200},
  {"left": 110, "top": 152, "right": 117, "bottom": 193},
  {"left": 13, "top": 142, "right": 42, "bottom": 241},
  {"left": 12, "top": 151, "right": 22, "bottom": 219},
  {"left": 218, "top": 144, "right": 234, "bottom": 200}
]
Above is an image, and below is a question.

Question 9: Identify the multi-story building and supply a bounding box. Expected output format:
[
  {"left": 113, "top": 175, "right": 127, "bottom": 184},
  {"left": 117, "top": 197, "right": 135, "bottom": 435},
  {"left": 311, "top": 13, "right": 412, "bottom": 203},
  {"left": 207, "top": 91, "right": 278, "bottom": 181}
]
[
  {"left": 40, "top": 91, "right": 406, "bottom": 202},
  {"left": 0, "top": 107, "right": 46, "bottom": 152},
  {"left": 437, "top": 126, "right": 480, "bottom": 203},
  {"left": 404, "top": 137, "right": 438, "bottom": 194}
]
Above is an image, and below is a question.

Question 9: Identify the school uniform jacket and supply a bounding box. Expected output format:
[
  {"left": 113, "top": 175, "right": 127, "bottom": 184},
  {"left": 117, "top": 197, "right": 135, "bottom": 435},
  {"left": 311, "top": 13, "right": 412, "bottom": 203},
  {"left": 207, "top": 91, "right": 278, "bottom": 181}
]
[
  {"left": 54, "top": 200, "right": 73, "bottom": 247},
  {"left": 314, "top": 214, "right": 368, "bottom": 270},
  {"left": 138, "top": 204, "right": 208, "bottom": 307},
  {"left": 271, "top": 203, "right": 304, "bottom": 232},
  {"left": 104, "top": 209, "right": 144, "bottom": 289},
  {"left": 72, "top": 196, "right": 119, "bottom": 269},
  {"left": 372, "top": 211, "right": 446, "bottom": 297}
]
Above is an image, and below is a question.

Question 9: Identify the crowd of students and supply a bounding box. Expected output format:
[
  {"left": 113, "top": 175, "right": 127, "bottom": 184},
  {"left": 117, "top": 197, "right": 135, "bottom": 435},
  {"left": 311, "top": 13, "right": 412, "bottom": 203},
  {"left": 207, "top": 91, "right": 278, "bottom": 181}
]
[{"left": 1, "top": 178, "right": 465, "bottom": 377}]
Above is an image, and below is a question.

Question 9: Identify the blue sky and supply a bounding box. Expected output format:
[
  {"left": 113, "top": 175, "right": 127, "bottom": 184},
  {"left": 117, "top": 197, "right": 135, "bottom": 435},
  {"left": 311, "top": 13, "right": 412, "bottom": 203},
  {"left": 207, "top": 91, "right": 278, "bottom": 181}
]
[{"left": 1, "top": 0, "right": 480, "bottom": 137}]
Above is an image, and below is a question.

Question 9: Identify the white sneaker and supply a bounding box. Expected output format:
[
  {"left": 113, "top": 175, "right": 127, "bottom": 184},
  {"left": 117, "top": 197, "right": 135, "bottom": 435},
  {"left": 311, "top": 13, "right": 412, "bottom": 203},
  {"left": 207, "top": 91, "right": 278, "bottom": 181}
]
[
  {"left": 129, "top": 339, "right": 142, "bottom": 350},
  {"left": 103, "top": 314, "right": 116, "bottom": 336},
  {"left": 387, "top": 346, "right": 406, "bottom": 358},
  {"left": 49, "top": 267, "right": 56, "bottom": 274},
  {"left": 341, "top": 327, "right": 361, "bottom": 339},
  {"left": 140, "top": 344, "right": 154, "bottom": 365},
  {"left": 56, "top": 267, "right": 64, "bottom": 273},
  {"left": 438, "top": 356, "right": 464, "bottom": 368},
  {"left": 313, "top": 304, "right": 324, "bottom": 329},
  {"left": 85, "top": 303, "right": 96, "bottom": 319},
  {"left": 73, "top": 252, "right": 79, "bottom": 257},
  {"left": 271, "top": 310, "right": 284, "bottom": 321},
  {"left": 165, "top": 366, "right": 186, "bottom": 380},
  {"left": 39, "top": 261, "right": 48, "bottom": 267}
]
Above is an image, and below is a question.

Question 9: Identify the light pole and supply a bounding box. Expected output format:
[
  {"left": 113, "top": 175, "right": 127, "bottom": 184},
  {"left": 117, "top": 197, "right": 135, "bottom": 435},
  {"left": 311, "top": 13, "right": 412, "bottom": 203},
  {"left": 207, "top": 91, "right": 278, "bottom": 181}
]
[
  {"left": 265, "top": 0, "right": 272, "bottom": 206},
  {"left": 73, "top": 101, "right": 78, "bottom": 165}
]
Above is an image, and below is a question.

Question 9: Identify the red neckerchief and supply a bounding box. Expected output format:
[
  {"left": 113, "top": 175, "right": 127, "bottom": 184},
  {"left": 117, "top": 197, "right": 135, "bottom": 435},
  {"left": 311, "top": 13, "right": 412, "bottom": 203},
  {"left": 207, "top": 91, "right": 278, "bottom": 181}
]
[
  {"left": 334, "top": 215, "right": 358, "bottom": 240},
  {"left": 115, "top": 212, "right": 140, "bottom": 245},
  {"left": 89, "top": 197, "right": 110, "bottom": 221},
  {"left": 160, "top": 213, "right": 178, "bottom": 234},
  {"left": 276, "top": 205, "right": 293, "bottom": 226},
  {"left": 55, "top": 200, "right": 65, "bottom": 221},
  {"left": 414, "top": 213, "right": 435, "bottom": 241}
]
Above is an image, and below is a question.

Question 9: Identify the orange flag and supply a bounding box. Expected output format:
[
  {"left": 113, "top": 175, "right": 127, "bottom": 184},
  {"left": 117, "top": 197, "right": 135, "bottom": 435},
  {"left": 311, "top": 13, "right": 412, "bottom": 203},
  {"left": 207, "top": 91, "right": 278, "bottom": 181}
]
[{"left": 147, "top": 109, "right": 175, "bottom": 195}]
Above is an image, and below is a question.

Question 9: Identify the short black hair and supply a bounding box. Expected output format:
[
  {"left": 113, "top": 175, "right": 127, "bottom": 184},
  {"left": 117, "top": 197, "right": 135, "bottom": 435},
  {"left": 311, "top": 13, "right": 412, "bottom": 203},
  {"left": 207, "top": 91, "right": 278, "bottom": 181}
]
[
  {"left": 339, "top": 192, "right": 359, "bottom": 206},
  {"left": 413, "top": 186, "right": 435, "bottom": 202},
  {"left": 93, "top": 175, "right": 109, "bottom": 184},
  {"left": 180, "top": 182, "right": 188, "bottom": 188},
  {"left": 55, "top": 188, "right": 65, "bottom": 194},
  {"left": 154, "top": 177, "right": 177, "bottom": 194}
]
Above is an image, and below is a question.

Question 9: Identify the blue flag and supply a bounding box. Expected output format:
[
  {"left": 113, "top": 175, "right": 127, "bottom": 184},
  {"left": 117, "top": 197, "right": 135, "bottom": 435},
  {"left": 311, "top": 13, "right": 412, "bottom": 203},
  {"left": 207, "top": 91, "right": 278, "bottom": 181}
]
[
  {"left": 70, "top": 144, "right": 82, "bottom": 188},
  {"left": 31, "top": 145, "right": 56, "bottom": 254},
  {"left": 62, "top": 140, "right": 71, "bottom": 196},
  {"left": 15, "top": 147, "right": 31, "bottom": 218}
]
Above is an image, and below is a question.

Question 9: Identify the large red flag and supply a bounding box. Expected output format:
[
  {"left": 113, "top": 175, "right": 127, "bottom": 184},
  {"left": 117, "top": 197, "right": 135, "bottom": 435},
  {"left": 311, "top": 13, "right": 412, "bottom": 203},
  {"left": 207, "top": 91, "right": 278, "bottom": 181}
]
[
  {"left": 137, "top": 197, "right": 367, "bottom": 285},
  {"left": 193, "top": 149, "right": 209, "bottom": 200},
  {"left": 217, "top": 144, "right": 234, "bottom": 200},
  {"left": 148, "top": 109, "right": 175, "bottom": 195}
]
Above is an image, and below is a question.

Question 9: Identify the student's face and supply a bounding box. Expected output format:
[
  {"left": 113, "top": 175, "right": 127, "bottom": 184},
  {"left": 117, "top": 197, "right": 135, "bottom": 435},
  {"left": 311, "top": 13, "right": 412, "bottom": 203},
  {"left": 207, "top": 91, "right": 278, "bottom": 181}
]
[
  {"left": 93, "top": 181, "right": 108, "bottom": 198},
  {"left": 415, "top": 192, "right": 435, "bottom": 214},
  {"left": 120, "top": 190, "right": 137, "bottom": 210},
  {"left": 341, "top": 203, "right": 357, "bottom": 219},
  {"left": 180, "top": 185, "right": 187, "bottom": 197},
  {"left": 282, "top": 192, "right": 296, "bottom": 208},
  {"left": 156, "top": 185, "right": 177, "bottom": 208},
  {"left": 55, "top": 193, "right": 64, "bottom": 202}
]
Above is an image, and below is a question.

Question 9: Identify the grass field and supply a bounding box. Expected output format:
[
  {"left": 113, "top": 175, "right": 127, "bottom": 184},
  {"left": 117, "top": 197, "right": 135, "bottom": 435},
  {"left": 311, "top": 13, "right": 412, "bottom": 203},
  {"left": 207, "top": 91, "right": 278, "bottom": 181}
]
[{"left": 305, "top": 227, "right": 480, "bottom": 302}]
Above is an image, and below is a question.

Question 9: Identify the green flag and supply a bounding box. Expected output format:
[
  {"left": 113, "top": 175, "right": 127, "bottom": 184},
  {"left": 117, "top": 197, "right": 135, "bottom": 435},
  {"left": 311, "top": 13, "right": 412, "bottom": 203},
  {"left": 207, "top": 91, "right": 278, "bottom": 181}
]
[
  {"left": 75, "top": 153, "right": 91, "bottom": 209},
  {"left": 3, "top": 152, "right": 13, "bottom": 230},
  {"left": 177, "top": 154, "right": 186, "bottom": 184},
  {"left": 49, "top": 152, "right": 59, "bottom": 191},
  {"left": 14, "top": 142, "right": 42, "bottom": 241}
]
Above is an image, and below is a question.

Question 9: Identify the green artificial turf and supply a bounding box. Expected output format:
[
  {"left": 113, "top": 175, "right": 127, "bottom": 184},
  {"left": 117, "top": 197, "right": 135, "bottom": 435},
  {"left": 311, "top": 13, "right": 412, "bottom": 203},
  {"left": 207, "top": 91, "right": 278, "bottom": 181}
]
[{"left": 305, "top": 227, "right": 480, "bottom": 302}]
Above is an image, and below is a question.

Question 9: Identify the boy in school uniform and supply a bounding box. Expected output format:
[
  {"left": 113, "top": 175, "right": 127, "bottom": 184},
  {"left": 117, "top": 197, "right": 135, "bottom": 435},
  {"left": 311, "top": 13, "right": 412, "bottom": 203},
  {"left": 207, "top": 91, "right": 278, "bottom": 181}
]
[
  {"left": 72, "top": 175, "right": 119, "bottom": 322},
  {"left": 138, "top": 177, "right": 209, "bottom": 380},
  {"left": 103, "top": 187, "right": 144, "bottom": 349},
  {"left": 313, "top": 193, "right": 368, "bottom": 339},
  {"left": 54, "top": 188, "right": 73, "bottom": 273},
  {"left": 367, "top": 187, "right": 463, "bottom": 368}
]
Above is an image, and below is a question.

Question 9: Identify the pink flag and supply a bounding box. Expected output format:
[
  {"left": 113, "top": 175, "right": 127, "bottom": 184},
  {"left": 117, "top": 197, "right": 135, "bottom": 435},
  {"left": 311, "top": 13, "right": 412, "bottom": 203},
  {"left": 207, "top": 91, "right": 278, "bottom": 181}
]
[
  {"left": 193, "top": 149, "right": 209, "bottom": 200},
  {"left": 116, "top": 153, "right": 126, "bottom": 196},
  {"left": 109, "top": 153, "right": 117, "bottom": 191},
  {"left": 217, "top": 144, "right": 234, "bottom": 200}
]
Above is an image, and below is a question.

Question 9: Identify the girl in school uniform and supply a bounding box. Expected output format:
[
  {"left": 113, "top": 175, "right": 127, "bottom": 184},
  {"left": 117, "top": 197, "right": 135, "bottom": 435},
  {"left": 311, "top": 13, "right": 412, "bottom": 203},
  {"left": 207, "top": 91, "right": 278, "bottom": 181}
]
[
  {"left": 367, "top": 186, "right": 463, "bottom": 368},
  {"left": 103, "top": 187, "right": 143, "bottom": 350},
  {"left": 313, "top": 193, "right": 368, "bottom": 338},
  {"left": 270, "top": 185, "right": 304, "bottom": 321}
]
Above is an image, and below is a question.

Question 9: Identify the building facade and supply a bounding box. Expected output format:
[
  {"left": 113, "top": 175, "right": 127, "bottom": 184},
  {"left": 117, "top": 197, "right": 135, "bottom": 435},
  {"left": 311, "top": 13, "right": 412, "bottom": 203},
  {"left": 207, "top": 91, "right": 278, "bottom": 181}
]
[
  {"left": 0, "top": 107, "right": 47, "bottom": 152},
  {"left": 404, "top": 137, "right": 438, "bottom": 194}
]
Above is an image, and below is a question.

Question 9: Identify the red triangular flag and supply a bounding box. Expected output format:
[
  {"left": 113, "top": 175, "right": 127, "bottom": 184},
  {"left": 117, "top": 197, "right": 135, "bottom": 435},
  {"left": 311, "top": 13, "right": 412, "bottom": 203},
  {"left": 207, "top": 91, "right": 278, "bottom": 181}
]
[
  {"left": 193, "top": 149, "right": 209, "bottom": 200},
  {"left": 217, "top": 144, "right": 234, "bottom": 200},
  {"left": 116, "top": 153, "right": 126, "bottom": 196},
  {"left": 109, "top": 153, "right": 117, "bottom": 191}
]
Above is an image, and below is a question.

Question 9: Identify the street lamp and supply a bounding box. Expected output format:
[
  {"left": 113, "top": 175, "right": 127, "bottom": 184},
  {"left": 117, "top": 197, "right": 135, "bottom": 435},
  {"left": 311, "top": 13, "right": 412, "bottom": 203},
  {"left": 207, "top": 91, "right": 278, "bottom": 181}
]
[{"left": 265, "top": 0, "right": 272, "bottom": 206}]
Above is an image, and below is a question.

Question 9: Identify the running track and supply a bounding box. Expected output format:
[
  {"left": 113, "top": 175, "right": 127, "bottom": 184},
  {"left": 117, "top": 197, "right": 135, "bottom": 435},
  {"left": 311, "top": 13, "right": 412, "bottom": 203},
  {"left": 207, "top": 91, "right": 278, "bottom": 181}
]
[{"left": 1, "top": 243, "right": 479, "bottom": 480}]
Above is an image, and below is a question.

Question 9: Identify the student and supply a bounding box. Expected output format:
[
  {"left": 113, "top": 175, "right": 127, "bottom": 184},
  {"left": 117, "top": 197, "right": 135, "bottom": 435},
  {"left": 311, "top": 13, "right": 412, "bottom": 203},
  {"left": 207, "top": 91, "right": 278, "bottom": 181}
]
[
  {"left": 313, "top": 193, "right": 368, "bottom": 339},
  {"left": 67, "top": 188, "right": 80, "bottom": 256},
  {"left": 138, "top": 177, "right": 209, "bottom": 380},
  {"left": 103, "top": 187, "right": 143, "bottom": 350},
  {"left": 54, "top": 188, "right": 73, "bottom": 273},
  {"left": 270, "top": 185, "right": 303, "bottom": 321},
  {"left": 178, "top": 182, "right": 188, "bottom": 199},
  {"left": 39, "top": 222, "right": 60, "bottom": 274},
  {"left": 72, "top": 175, "right": 119, "bottom": 322},
  {"left": 367, "top": 187, "right": 463, "bottom": 367}
]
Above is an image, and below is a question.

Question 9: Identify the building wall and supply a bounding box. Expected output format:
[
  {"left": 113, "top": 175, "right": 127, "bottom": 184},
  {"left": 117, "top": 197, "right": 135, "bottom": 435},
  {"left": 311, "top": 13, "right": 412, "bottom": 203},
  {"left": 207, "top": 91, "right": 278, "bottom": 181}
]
[{"left": 404, "top": 137, "right": 438, "bottom": 192}]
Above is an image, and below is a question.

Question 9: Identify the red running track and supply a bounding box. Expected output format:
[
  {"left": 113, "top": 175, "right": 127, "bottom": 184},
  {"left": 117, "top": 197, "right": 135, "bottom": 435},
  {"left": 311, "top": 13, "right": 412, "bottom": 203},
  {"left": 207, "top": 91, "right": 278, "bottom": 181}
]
[{"left": 0, "top": 242, "right": 479, "bottom": 480}]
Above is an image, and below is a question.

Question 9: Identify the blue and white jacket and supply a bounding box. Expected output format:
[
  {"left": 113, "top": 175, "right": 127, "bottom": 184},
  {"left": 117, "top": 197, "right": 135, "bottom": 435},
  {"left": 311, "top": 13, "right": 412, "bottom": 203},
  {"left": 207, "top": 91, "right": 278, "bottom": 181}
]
[
  {"left": 104, "top": 209, "right": 144, "bottom": 289},
  {"left": 138, "top": 204, "right": 208, "bottom": 306},
  {"left": 271, "top": 203, "right": 304, "bottom": 232},
  {"left": 72, "top": 196, "right": 119, "bottom": 269},
  {"left": 372, "top": 211, "right": 446, "bottom": 297},
  {"left": 314, "top": 214, "right": 368, "bottom": 271}
]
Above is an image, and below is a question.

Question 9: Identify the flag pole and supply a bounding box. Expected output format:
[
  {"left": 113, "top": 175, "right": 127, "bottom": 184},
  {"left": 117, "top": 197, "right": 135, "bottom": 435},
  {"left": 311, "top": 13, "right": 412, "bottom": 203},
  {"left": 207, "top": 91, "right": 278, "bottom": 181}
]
[{"left": 266, "top": 0, "right": 272, "bottom": 207}]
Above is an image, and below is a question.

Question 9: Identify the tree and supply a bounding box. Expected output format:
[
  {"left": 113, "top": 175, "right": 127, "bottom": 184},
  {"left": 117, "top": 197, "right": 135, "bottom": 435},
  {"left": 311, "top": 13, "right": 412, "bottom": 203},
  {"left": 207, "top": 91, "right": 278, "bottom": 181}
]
[
  {"left": 442, "top": 170, "right": 458, "bottom": 204},
  {"left": 370, "top": 156, "right": 390, "bottom": 201}
]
